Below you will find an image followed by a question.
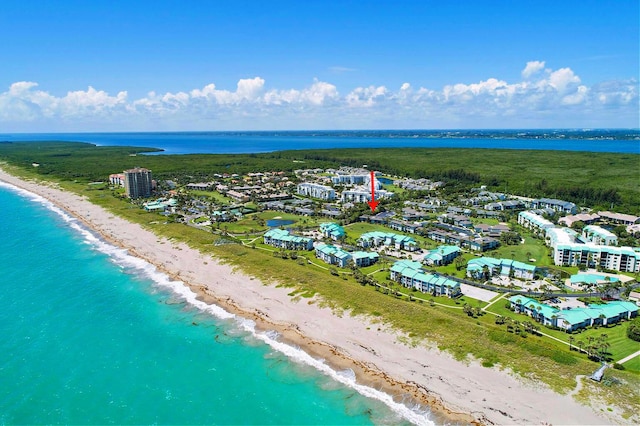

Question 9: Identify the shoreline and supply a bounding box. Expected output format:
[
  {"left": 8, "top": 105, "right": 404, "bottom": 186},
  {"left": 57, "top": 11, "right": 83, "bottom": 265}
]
[{"left": 0, "top": 167, "right": 614, "bottom": 425}]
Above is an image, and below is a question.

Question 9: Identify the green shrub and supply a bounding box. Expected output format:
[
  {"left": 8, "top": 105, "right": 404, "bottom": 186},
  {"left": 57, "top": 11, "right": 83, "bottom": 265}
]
[{"left": 627, "top": 317, "right": 640, "bottom": 342}]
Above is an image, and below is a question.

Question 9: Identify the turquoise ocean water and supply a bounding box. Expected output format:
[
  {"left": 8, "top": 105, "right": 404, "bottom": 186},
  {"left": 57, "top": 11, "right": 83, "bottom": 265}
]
[{"left": 0, "top": 184, "right": 431, "bottom": 425}]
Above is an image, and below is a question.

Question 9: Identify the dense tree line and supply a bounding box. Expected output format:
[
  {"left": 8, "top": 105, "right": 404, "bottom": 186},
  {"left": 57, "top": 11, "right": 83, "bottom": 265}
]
[{"left": 0, "top": 142, "right": 637, "bottom": 213}]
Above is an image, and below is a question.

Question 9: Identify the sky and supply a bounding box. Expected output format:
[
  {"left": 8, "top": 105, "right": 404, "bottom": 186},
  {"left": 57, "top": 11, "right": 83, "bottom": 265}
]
[{"left": 0, "top": 0, "right": 638, "bottom": 131}]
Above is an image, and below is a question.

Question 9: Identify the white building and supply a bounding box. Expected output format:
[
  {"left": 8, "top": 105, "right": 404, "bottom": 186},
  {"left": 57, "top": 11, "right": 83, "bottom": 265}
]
[
  {"left": 530, "top": 198, "right": 577, "bottom": 214},
  {"left": 296, "top": 182, "right": 336, "bottom": 200},
  {"left": 582, "top": 225, "right": 618, "bottom": 246},
  {"left": 518, "top": 211, "right": 554, "bottom": 233},
  {"left": 341, "top": 187, "right": 394, "bottom": 203}
]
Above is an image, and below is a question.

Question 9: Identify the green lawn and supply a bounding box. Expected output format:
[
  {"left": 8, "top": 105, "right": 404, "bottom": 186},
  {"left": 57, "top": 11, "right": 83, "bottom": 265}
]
[
  {"left": 486, "top": 301, "right": 640, "bottom": 369},
  {"left": 189, "top": 190, "right": 232, "bottom": 204}
]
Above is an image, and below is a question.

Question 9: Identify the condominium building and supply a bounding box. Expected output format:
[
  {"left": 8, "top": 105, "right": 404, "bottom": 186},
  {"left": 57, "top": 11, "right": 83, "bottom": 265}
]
[
  {"left": 509, "top": 296, "right": 638, "bottom": 332},
  {"left": 518, "top": 211, "right": 554, "bottom": 233},
  {"left": 263, "top": 229, "right": 314, "bottom": 251},
  {"left": 597, "top": 211, "right": 640, "bottom": 226},
  {"left": 552, "top": 243, "right": 640, "bottom": 272},
  {"left": 314, "top": 243, "right": 379, "bottom": 268},
  {"left": 466, "top": 257, "right": 537, "bottom": 280},
  {"left": 109, "top": 173, "right": 125, "bottom": 186},
  {"left": 341, "top": 187, "right": 394, "bottom": 203},
  {"left": 357, "top": 231, "right": 419, "bottom": 251},
  {"left": 123, "top": 167, "right": 153, "bottom": 199},
  {"left": 530, "top": 198, "right": 577, "bottom": 214},
  {"left": 296, "top": 182, "right": 336, "bottom": 200},
  {"left": 582, "top": 225, "right": 618, "bottom": 246},
  {"left": 331, "top": 173, "right": 369, "bottom": 185},
  {"left": 423, "top": 245, "right": 461, "bottom": 266},
  {"left": 390, "top": 260, "right": 461, "bottom": 297},
  {"left": 319, "top": 222, "right": 345, "bottom": 240}
]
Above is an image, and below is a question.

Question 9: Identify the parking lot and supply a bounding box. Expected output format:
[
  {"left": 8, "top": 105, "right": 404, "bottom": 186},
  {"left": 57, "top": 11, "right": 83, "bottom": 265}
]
[{"left": 460, "top": 284, "right": 498, "bottom": 302}]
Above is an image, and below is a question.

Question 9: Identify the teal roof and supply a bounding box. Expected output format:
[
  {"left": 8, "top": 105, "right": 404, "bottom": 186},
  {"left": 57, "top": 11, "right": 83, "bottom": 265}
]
[
  {"left": 391, "top": 259, "right": 422, "bottom": 271},
  {"left": 264, "top": 228, "right": 311, "bottom": 244},
  {"left": 606, "top": 301, "right": 639, "bottom": 313},
  {"left": 468, "top": 257, "right": 536, "bottom": 273},
  {"left": 320, "top": 222, "right": 345, "bottom": 237},
  {"left": 510, "top": 296, "right": 638, "bottom": 325},
  {"left": 392, "top": 260, "right": 459, "bottom": 289},
  {"left": 557, "top": 309, "right": 591, "bottom": 325},
  {"left": 315, "top": 242, "right": 351, "bottom": 259}
]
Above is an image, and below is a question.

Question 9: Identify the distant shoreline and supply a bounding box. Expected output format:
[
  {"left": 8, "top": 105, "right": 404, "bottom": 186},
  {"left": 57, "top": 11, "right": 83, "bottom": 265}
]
[{"left": 1, "top": 129, "right": 638, "bottom": 155}]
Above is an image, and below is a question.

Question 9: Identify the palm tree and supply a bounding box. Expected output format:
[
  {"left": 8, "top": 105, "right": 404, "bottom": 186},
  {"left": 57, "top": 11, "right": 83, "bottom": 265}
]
[
  {"left": 577, "top": 340, "right": 584, "bottom": 353},
  {"left": 598, "top": 314, "right": 607, "bottom": 327}
]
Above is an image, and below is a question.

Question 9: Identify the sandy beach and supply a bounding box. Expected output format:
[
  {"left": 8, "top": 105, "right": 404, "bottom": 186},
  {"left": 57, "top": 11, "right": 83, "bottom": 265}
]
[{"left": 0, "top": 167, "right": 615, "bottom": 425}]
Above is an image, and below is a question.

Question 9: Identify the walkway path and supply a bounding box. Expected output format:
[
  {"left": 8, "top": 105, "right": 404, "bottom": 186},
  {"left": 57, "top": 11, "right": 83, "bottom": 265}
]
[
  {"left": 481, "top": 293, "right": 505, "bottom": 312},
  {"left": 567, "top": 375, "right": 586, "bottom": 398},
  {"left": 617, "top": 349, "right": 640, "bottom": 365}
]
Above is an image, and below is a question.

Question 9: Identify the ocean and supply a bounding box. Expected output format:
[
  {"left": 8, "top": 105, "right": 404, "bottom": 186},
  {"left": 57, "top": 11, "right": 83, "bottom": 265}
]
[
  {"left": 1, "top": 129, "right": 639, "bottom": 154},
  {"left": 0, "top": 183, "right": 429, "bottom": 425}
]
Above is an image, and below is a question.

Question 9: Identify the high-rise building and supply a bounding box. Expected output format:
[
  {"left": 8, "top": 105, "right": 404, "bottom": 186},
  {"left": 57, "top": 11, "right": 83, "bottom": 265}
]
[{"left": 123, "top": 167, "right": 153, "bottom": 199}]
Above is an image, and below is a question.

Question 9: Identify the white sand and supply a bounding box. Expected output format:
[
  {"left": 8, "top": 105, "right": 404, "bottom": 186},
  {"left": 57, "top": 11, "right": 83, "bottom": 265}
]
[{"left": 0, "top": 168, "right": 617, "bottom": 425}]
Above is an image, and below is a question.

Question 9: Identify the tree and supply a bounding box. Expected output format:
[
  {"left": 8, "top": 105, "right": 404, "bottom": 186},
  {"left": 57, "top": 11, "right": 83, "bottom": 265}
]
[
  {"left": 627, "top": 318, "right": 640, "bottom": 342},
  {"left": 463, "top": 304, "right": 474, "bottom": 317},
  {"left": 482, "top": 265, "right": 491, "bottom": 281},
  {"left": 568, "top": 335, "right": 575, "bottom": 351}
]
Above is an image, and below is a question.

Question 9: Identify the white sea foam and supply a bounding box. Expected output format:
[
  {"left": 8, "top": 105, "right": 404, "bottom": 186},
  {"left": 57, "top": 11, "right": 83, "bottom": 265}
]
[
  {"left": 0, "top": 180, "right": 435, "bottom": 426},
  {"left": 246, "top": 325, "right": 435, "bottom": 426}
]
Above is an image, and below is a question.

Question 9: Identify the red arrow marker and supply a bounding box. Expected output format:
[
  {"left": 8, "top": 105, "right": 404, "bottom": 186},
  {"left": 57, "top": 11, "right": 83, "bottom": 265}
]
[{"left": 367, "top": 170, "right": 379, "bottom": 212}]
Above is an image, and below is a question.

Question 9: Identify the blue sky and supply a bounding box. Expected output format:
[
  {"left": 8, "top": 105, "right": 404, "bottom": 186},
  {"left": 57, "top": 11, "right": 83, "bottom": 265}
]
[{"left": 1, "top": 0, "right": 638, "bottom": 131}]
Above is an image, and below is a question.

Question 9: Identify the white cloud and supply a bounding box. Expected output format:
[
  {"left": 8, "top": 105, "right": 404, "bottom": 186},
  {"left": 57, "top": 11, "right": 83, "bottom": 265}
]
[
  {"left": 0, "top": 62, "right": 637, "bottom": 130},
  {"left": 562, "top": 85, "right": 588, "bottom": 105},
  {"left": 522, "top": 61, "right": 545, "bottom": 79},
  {"left": 547, "top": 68, "right": 581, "bottom": 92},
  {"left": 346, "top": 85, "right": 388, "bottom": 107}
]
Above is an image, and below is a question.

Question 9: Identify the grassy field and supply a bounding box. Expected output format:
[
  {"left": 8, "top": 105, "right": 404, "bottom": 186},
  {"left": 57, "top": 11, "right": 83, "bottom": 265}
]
[{"left": 189, "top": 189, "right": 231, "bottom": 204}]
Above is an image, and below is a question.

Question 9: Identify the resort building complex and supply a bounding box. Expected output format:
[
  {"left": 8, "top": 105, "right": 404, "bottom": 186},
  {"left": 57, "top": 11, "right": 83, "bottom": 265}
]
[
  {"left": 320, "top": 222, "right": 346, "bottom": 240},
  {"left": 315, "top": 243, "right": 379, "bottom": 267},
  {"left": 517, "top": 211, "right": 640, "bottom": 273},
  {"left": 357, "top": 231, "right": 419, "bottom": 251},
  {"left": 263, "top": 229, "right": 314, "bottom": 251},
  {"left": 296, "top": 182, "right": 336, "bottom": 200},
  {"left": 518, "top": 211, "right": 554, "bottom": 234},
  {"left": 582, "top": 225, "right": 618, "bottom": 246},
  {"left": 509, "top": 296, "right": 638, "bottom": 332},
  {"left": 530, "top": 198, "right": 578, "bottom": 214},
  {"left": 423, "top": 245, "right": 461, "bottom": 266},
  {"left": 340, "top": 187, "right": 394, "bottom": 203},
  {"left": 466, "top": 257, "right": 537, "bottom": 280},
  {"left": 390, "top": 260, "right": 461, "bottom": 297},
  {"left": 123, "top": 167, "right": 153, "bottom": 199}
]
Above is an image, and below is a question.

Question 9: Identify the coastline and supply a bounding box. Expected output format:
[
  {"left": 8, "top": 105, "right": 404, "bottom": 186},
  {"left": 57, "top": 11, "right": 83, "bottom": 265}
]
[{"left": 0, "top": 167, "right": 614, "bottom": 425}]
